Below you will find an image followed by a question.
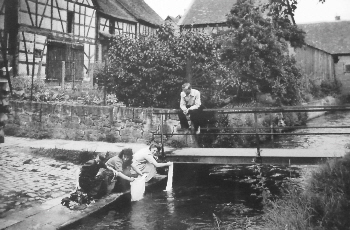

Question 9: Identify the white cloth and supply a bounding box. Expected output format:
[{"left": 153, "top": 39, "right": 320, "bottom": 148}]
[
  {"left": 130, "top": 175, "right": 146, "bottom": 201},
  {"left": 165, "top": 163, "right": 173, "bottom": 191}
]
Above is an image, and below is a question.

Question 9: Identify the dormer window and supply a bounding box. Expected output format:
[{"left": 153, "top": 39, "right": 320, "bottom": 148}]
[{"left": 67, "top": 11, "right": 74, "bottom": 33}]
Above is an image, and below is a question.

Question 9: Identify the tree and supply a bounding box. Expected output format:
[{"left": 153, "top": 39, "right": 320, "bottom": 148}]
[
  {"left": 217, "top": 0, "right": 305, "bottom": 105},
  {"left": 102, "top": 24, "right": 220, "bottom": 108}
]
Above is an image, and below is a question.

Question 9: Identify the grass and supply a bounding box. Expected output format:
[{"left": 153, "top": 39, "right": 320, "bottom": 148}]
[{"left": 263, "top": 152, "right": 350, "bottom": 230}]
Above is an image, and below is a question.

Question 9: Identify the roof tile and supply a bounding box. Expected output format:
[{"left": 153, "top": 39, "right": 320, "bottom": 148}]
[
  {"left": 96, "top": 0, "right": 137, "bottom": 22},
  {"left": 298, "top": 21, "right": 350, "bottom": 54},
  {"left": 179, "top": 0, "right": 237, "bottom": 26},
  {"left": 117, "top": 0, "right": 164, "bottom": 26}
]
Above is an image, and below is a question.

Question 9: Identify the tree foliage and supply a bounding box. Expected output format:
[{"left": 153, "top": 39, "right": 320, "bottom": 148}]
[
  {"left": 216, "top": 0, "right": 305, "bottom": 105},
  {"left": 100, "top": 25, "right": 219, "bottom": 108}
]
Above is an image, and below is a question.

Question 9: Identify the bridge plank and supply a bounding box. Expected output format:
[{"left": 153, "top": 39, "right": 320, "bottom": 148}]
[{"left": 165, "top": 148, "right": 345, "bottom": 165}]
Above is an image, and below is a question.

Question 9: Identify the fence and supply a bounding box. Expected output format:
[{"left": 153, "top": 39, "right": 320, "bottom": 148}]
[{"left": 153, "top": 105, "right": 350, "bottom": 158}]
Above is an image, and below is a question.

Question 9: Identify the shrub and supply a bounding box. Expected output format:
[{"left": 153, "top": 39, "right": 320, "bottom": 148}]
[
  {"left": 264, "top": 152, "right": 350, "bottom": 230},
  {"left": 320, "top": 79, "right": 342, "bottom": 96}
]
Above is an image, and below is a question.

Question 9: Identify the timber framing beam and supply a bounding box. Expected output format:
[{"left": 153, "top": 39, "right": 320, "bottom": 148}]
[{"left": 18, "top": 24, "right": 95, "bottom": 45}]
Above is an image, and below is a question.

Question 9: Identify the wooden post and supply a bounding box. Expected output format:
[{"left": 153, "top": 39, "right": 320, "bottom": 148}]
[
  {"left": 103, "top": 59, "right": 107, "bottom": 105},
  {"left": 30, "top": 34, "right": 36, "bottom": 101},
  {"left": 61, "top": 61, "right": 65, "bottom": 89},
  {"left": 254, "top": 112, "right": 261, "bottom": 157},
  {"left": 88, "top": 62, "right": 94, "bottom": 88},
  {"left": 37, "top": 61, "right": 42, "bottom": 78},
  {"left": 270, "top": 113, "right": 274, "bottom": 144},
  {"left": 72, "top": 61, "right": 75, "bottom": 89},
  {"left": 161, "top": 114, "right": 164, "bottom": 157}
]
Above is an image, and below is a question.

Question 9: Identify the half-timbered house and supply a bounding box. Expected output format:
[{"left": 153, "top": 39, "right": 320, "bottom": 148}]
[
  {"left": 96, "top": 0, "right": 164, "bottom": 62},
  {"left": 0, "top": 0, "right": 163, "bottom": 83},
  {"left": 0, "top": 0, "right": 97, "bottom": 83}
]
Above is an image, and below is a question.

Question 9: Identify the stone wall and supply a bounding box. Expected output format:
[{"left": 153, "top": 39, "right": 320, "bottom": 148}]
[{"left": 6, "top": 101, "right": 181, "bottom": 143}]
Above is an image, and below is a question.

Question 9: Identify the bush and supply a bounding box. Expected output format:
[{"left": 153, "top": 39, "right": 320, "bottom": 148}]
[
  {"left": 307, "top": 78, "right": 342, "bottom": 100},
  {"left": 264, "top": 152, "right": 350, "bottom": 230},
  {"left": 320, "top": 79, "right": 342, "bottom": 96},
  {"left": 10, "top": 75, "right": 123, "bottom": 106}
]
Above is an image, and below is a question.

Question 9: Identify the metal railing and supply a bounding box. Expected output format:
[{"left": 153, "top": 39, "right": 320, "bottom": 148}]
[{"left": 153, "top": 105, "right": 350, "bottom": 158}]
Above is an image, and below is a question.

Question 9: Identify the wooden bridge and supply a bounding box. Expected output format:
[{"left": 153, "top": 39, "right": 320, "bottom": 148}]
[
  {"left": 164, "top": 147, "right": 345, "bottom": 165},
  {"left": 154, "top": 105, "right": 350, "bottom": 165}
]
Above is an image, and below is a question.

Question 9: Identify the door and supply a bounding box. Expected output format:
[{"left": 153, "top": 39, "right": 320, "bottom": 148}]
[{"left": 46, "top": 41, "right": 84, "bottom": 83}]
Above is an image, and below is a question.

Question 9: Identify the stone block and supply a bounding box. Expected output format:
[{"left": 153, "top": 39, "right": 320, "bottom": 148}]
[
  {"left": 61, "top": 104, "right": 71, "bottom": 116},
  {"left": 119, "top": 127, "right": 132, "bottom": 137},
  {"left": 62, "top": 121, "right": 72, "bottom": 128},
  {"left": 131, "top": 129, "right": 142, "bottom": 139},
  {"left": 31, "top": 102, "right": 42, "bottom": 113},
  {"left": 49, "top": 114, "right": 60, "bottom": 123},
  {"left": 15, "top": 101, "right": 25, "bottom": 113},
  {"left": 85, "top": 106, "right": 100, "bottom": 117},
  {"left": 71, "top": 116, "right": 81, "bottom": 124},
  {"left": 65, "top": 129, "right": 76, "bottom": 139},
  {"left": 133, "top": 107, "right": 144, "bottom": 120},
  {"left": 52, "top": 104, "right": 62, "bottom": 114},
  {"left": 98, "top": 133, "right": 106, "bottom": 141},
  {"left": 71, "top": 105, "right": 85, "bottom": 117},
  {"left": 75, "top": 130, "right": 85, "bottom": 140},
  {"left": 32, "top": 114, "right": 41, "bottom": 122},
  {"left": 23, "top": 101, "right": 33, "bottom": 112},
  {"left": 52, "top": 129, "right": 66, "bottom": 139},
  {"left": 86, "top": 130, "right": 99, "bottom": 141},
  {"left": 118, "top": 107, "right": 133, "bottom": 120},
  {"left": 41, "top": 103, "right": 53, "bottom": 115},
  {"left": 82, "top": 116, "right": 93, "bottom": 126}
]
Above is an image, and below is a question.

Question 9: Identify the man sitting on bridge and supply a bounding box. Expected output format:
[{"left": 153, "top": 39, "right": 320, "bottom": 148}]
[{"left": 178, "top": 83, "right": 204, "bottom": 134}]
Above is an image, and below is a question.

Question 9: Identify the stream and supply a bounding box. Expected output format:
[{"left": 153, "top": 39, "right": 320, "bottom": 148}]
[{"left": 67, "top": 111, "right": 350, "bottom": 230}]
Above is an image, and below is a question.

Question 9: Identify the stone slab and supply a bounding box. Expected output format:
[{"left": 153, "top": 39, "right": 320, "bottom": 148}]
[{"left": 1, "top": 175, "right": 167, "bottom": 230}]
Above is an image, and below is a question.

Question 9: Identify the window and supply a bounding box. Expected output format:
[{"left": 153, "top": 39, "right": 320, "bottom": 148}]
[
  {"left": 67, "top": 11, "right": 74, "bottom": 33},
  {"left": 345, "top": 64, "right": 350, "bottom": 73},
  {"left": 34, "top": 48, "right": 42, "bottom": 58},
  {"left": 109, "top": 20, "right": 115, "bottom": 34}
]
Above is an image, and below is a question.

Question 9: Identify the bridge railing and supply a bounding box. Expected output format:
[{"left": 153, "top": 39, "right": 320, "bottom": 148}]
[{"left": 153, "top": 105, "right": 350, "bottom": 158}]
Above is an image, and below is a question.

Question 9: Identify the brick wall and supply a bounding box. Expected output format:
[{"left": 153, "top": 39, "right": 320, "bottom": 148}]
[{"left": 6, "top": 101, "right": 181, "bottom": 143}]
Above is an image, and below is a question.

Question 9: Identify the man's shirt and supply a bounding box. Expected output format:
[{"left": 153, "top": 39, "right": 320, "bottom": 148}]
[
  {"left": 180, "top": 89, "right": 201, "bottom": 111},
  {"left": 80, "top": 160, "right": 107, "bottom": 178}
]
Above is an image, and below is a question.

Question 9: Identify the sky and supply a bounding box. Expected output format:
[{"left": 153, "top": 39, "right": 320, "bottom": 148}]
[{"left": 144, "top": 0, "right": 350, "bottom": 24}]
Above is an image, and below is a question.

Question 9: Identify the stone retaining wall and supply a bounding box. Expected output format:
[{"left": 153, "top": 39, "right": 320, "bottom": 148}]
[{"left": 6, "top": 101, "right": 181, "bottom": 143}]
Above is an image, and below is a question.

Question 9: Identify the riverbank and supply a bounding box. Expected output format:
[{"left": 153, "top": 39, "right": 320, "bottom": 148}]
[{"left": 0, "top": 137, "right": 169, "bottom": 229}]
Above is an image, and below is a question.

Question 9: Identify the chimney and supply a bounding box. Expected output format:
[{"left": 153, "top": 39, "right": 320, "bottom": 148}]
[{"left": 335, "top": 16, "right": 341, "bottom": 21}]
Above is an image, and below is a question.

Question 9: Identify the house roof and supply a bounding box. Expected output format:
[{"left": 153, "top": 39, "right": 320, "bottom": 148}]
[
  {"left": 165, "top": 16, "right": 181, "bottom": 24},
  {"left": 178, "top": 0, "right": 237, "bottom": 26},
  {"left": 96, "top": 0, "right": 137, "bottom": 22},
  {"left": 116, "top": 0, "right": 164, "bottom": 26},
  {"left": 298, "top": 21, "right": 350, "bottom": 55}
]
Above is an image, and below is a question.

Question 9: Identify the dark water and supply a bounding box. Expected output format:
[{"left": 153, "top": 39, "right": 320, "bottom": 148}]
[
  {"left": 68, "top": 111, "right": 349, "bottom": 230},
  {"left": 68, "top": 164, "right": 300, "bottom": 230}
]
